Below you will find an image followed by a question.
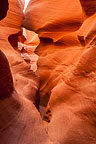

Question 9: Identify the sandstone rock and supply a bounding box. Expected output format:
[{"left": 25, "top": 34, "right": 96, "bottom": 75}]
[
  {"left": 17, "top": 28, "right": 40, "bottom": 73},
  {"left": 79, "top": 0, "right": 96, "bottom": 17},
  {"left": 0, "top": 2, "right": 51, "bottom": 142},
  {"left": 78, "top": 13, "right": 96, "bottom": 46},
  {"left": 45, "top": 39, "right": 96, "bottom": 144},
  {"left": 1, "top": 0, "right": 96, "bottom": 144},
  {"left": 0, "top": 50, "right": 51, "bottom": 144},
  {"left": 0, "top": 50, "right": 13, "bottom": 98},
  {"left": 0, "top": 0, "right": 39, "bottom": 105},
  {"left": 22, "top": 0, "right": 84, "bottom": 40},
  {"left": 22, "top": 0, "right": 96, "bottom": 107},
  {"left": 22, "top": 0, "right": 83, "bottom": 104},
  {"left": 0, "top": 0, "right": 23, "bottom": 29},
  {"left": 0, "top": 26, "right": 40, "bottom": 106},
  {"left": 22, "top": 1, "right": 96, "bottom": 143}
]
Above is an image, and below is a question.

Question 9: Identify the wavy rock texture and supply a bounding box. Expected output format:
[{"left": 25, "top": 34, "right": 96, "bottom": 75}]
[
  {"left": 0, "top": 50, "right": 52, "bottom": 144},
  {"left": 22, "top": 0, "right": 96, "bottom": 143},
  {"left": 0, "top": 0, "right": 23, "bottom": 28},
  {"left": 22, "top": 0, "right": 84, "bottom": 40},
  {"left": 1, "top": 0, "right": 96, "bottom": 144},
  {"left": 22, "top": 0, "right": 85, "bottom": 105},
  {"left": 78, "top": 13, "right": 96, "bottom": 46},
  {"left": 0, "top": 0, "right": 53, "bottom": 144},
  {"left": 0, "top": 0, "right": 39, "bottom": 104}
]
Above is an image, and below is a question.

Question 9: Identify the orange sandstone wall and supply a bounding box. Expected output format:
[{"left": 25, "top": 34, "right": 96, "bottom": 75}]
[
  {"left": 22, "top": 0, "right": 96, "bottom": 105},
  {"left": 0, "top": 1, "right": 52, "bottom": 144},
  {"left": 22, "top": 1, "right": 96, "bottom": 144},
  {"left": 0, "top": 0, "right": 23, "bottom": 28},
  {"left": 1, "top": 0, "right": 96, "bottom": 143}
]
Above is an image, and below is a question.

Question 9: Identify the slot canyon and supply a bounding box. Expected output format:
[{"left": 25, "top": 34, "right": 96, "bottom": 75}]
[{"left": 0, "top": 0, "right": 96, "bottom": 144}]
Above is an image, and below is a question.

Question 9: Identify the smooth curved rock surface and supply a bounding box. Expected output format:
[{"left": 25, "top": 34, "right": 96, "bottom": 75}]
[
  {"left": 0, "top": 50, "right": 51, "bottom": 144},
  {"left": 0, "top": 0, "right": 23, "bottom": 28},
  {"left": 22, "top": 0, "right": 84, "bottom": 41},
  {"left": 0, "top": 26, "right": 40, "bottom": 105},
  {"left": 45, "top": 40, "right": 96, "bottom": 144},
  {"left": 22, "top": 0, "right": 96, "bottom": 106},
  {"left": 0, "top": 0, "right": 39, "bottom": 104},
  {"left": 1, "top": 0, "right": 96, "bottom": 144},
  {"left": 78, "top": 13, "right": 96, "bottom": 46},
  {"left": 22, "top": 0, "right": 96, "bottom": 143},
  {"left": 0, "top": 1, "right": 53, "bottom": 144}
]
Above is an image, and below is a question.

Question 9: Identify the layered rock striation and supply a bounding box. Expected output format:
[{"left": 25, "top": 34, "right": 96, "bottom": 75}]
[
  {"left": 22, "top": 0, "right": 96, "bottom": 144},
  {"left": 0, "top": 0, "right": 52, "bottom": 144},
  {"left": 0, "top": 50, "right": 51, "bottom": 144},
  {"left": 1, "top": 0, "right": 96, "bottom": 144}
]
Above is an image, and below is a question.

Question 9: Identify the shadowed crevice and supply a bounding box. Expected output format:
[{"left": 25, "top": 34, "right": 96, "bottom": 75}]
[
  {"left": 0, "top": 0, "right": 9, "bottom": 20},
  {"left": 79, "top": 0, "right": 96, "bottom": 17},
  {"left": 0, "top": 50, "right": 14, "bottom": 99},
  {"left": 8, "top": 32, "right": 20, "bottom": 50}
]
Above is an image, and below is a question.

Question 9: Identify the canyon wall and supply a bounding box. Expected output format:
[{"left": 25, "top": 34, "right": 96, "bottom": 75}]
[
  {"left": 0, "top": 0, "right": 52, "bottom": 144},
  {"left": 22, "top": 0, "right": 96, "bottom": 144},
  {"left": 0, "top": 0, "right": 96, "bottom": 144}
]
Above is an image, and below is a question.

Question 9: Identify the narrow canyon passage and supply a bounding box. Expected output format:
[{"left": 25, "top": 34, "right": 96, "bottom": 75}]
[{"left": 0, "top": 0, "right": 96, "bottom": 144}]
